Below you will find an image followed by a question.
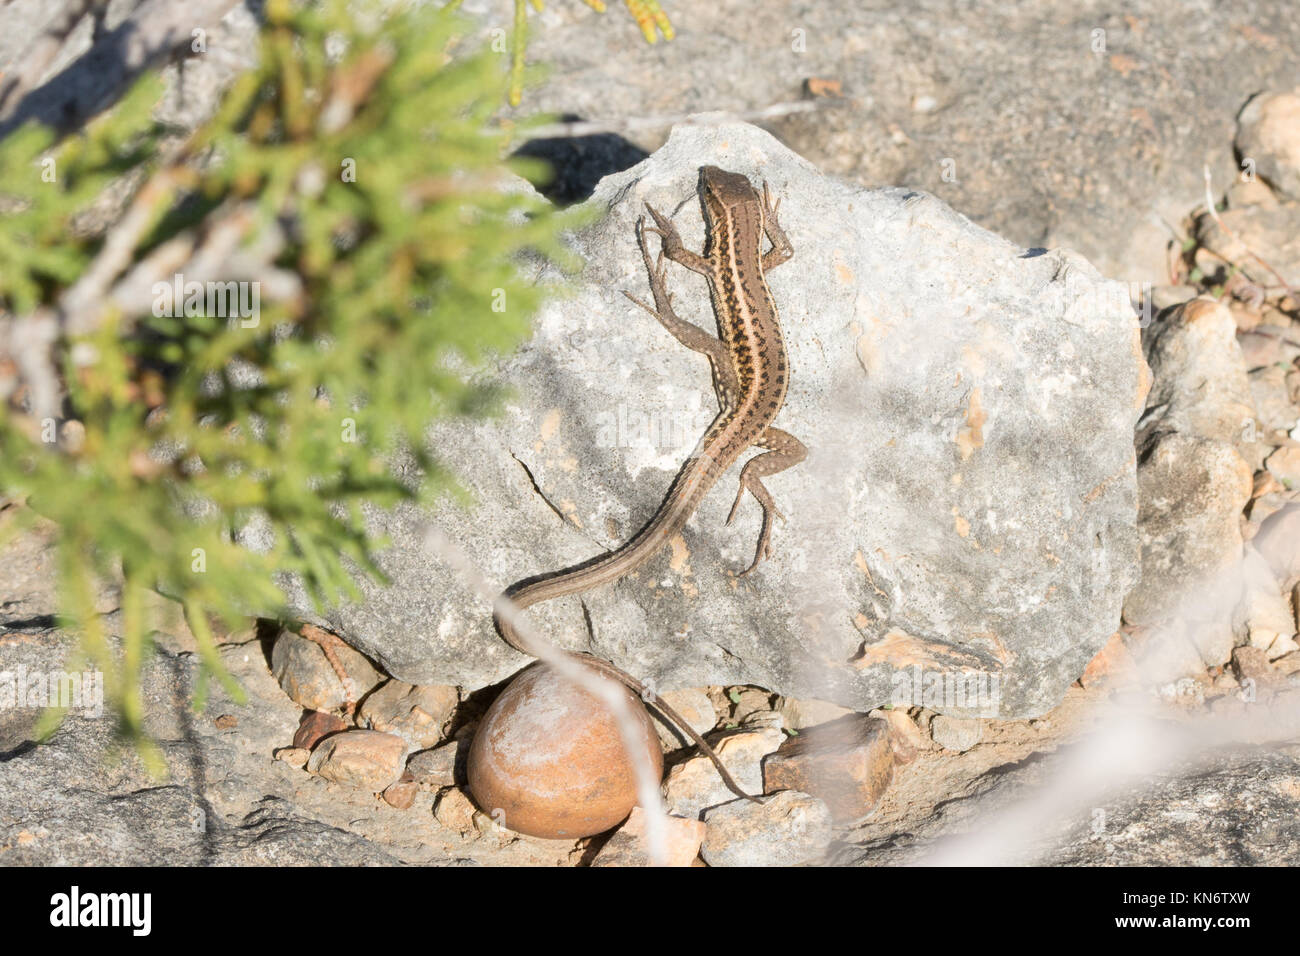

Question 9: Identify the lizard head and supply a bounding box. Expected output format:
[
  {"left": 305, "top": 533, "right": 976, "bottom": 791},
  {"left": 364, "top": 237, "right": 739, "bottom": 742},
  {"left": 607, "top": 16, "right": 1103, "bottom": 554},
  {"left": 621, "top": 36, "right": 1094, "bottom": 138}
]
[{"left": 698, "top": 165, "right": 759, "bottom": 221}]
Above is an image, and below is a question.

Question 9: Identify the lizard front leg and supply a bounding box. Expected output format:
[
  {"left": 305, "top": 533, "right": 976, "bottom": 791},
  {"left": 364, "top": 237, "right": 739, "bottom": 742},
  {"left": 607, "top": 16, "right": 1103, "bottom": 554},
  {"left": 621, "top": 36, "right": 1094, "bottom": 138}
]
[
  {"left": 727, "top": 426, "right": 808, "bottom": 575},
  {"left": 642, "top": 202, "right": 712, "bottom": 276},
  {"left": 624, "top": 214, "right": 740, "bottom": 405},
  {"left": 760, "top": 181, "right": 794, "bottom": 271}
]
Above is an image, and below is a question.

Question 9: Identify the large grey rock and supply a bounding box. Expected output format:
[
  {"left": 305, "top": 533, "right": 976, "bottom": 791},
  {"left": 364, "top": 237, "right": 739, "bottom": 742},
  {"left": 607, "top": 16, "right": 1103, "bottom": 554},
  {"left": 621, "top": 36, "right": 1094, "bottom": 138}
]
[
  {"left": 836, "top": 740, "right": 1300, "bottom": 867},
  {"left": 0, "top": 709, "right": 415, "bottom": 866},
  {"left": 1048, "top": 749, "right": 1300, "bottom": 866},
  {"left": 289, "top": 120, "right": 1147, "bottom": 720}
]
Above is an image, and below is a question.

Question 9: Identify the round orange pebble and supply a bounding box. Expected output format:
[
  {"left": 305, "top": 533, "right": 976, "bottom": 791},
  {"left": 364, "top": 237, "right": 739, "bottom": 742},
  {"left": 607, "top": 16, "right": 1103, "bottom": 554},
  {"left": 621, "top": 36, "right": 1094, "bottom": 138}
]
[{"left": 466, "top": 662, "right": 664, "bottom": 839}]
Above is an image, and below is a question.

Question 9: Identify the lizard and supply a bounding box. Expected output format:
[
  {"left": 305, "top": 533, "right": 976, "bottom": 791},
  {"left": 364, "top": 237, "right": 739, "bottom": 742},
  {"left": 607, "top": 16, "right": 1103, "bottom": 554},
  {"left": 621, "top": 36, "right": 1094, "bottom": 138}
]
[{"left": 494, "top": 165, "right": 808, "bottom": 801}]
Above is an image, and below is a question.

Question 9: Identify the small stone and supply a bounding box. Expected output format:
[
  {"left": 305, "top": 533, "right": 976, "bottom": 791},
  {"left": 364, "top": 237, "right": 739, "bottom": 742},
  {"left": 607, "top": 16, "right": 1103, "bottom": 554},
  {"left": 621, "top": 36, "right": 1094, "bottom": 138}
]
[
  {"left": 1137, "top": 297, "right": 1256, "bottom": 449},
  {"left": 1212, "top": 670, "right": 1240, "bottom": 691},
  {"left": 1236, "top": 548, "right": 1297, "bottom": 654},
  {"left": 306, "top": 729, "right": 407, "bottom": 791},
  {"left": 1247, "top": 491, "right": 1290, "bottom": 526},
  {"left": 274, "top": 747, "right": 311, "bottom": 769},
  {"left": 471, "top": 810, "right": 513, "bottom": 846},
  {"left": 1237, "top": 327, "right": 1280, "bottom": 366},
  {"left": 1232, "top": 646, "right": 1284, "bottom": 698},
  {"left": 871, "top": 708, "right": 929, "bottom": 764},
  {"left": 1273, "top": 651, "right": 1300, "bottom": 676},
  {"left": 293, "top": 709, "right": 348, "bottom": 751},
  {"left": 1158, "top": 677, "right": 1207, "bottom": 707},
  {"left": 1253, "top": 470, "right": 1284, "bottom": 499},
  {"left": 1235, "top": 88, "right": 1300, "bottom": 201},
  {"left": 1185, "top": 616, "right": 1237, "bottom": 670},
  {"left": 1198, "top": 196, "right": 1300, "bottom": 290},
  {"left": 762, "top": 714, "right": 894, "bottom": 823},
  {"left": 1149, "top": 285, "right": 1197, "bottom": 312},
  {"left": 727, "top": 686, "right": 774, "bottom": 723},
  {"left": 382, "top": 773, "right": 419, "bottom": 810},
  {"left": 406, "top": 743, "right": 460, "bottom": 789},
  {"left": 1226, "top": 177, "right": 1279, "bottom": 210},
  {"left": 466, "top": 662, "right": 663, "bottom": 839},
  {"left": 662, "top": 728, "right": 785, "bottom": 818},
  {"left": 1254, "top": 505, "right": 1300, "bottom": 579},
  {"left": 700, "top": 791, "right": 832, "bottom": 867},
  {"left": 1135, "top": 629, "right": 1210, "bottom": 685},
  {"left": 58, "top": 419, "right": 86, "bottom": 453},
  {"left": 1249, "top": 366, "right": 1299, "bottom": 437},
  {"left": 930, "top": 715, "right": 983, "bottom": 752},
  {"left": 1268, "top": 634, "right": 1300, "bottom": 660},
  {"left": 1266, "top": 446, "right": 1300, "bottom": 487},
  {"left": 778, "top": 696, "right": 855, "bottom": 730},
  {"left": 650, "top": 687, "right": 718, "bottom": 752},
  {"left": 739, "top": 709, "right": 785, "bottom": 731},
  {"left": 1192, "top": 247, "right": 1220, "bottom": 278},
  {"left": 271, "top": 628, "right": 383, "bottom": 712},
  {"left": 213, "top": 714, "right": 238, "bottom": 730},
  {"left": 1123, "top": 432, "right": 1252, "bottom": 626},
  {"left": 591, "top": 807, "right": 706, "bottom": 867},
  {"left": 357, "top": 680, "right": 459, "bottom": 750},
  {"left": 1079, "top": 631, "right": 1140, "bottom": 686},
  {"left": 433, "top": 786, "right": 478, "bottom": 835}
]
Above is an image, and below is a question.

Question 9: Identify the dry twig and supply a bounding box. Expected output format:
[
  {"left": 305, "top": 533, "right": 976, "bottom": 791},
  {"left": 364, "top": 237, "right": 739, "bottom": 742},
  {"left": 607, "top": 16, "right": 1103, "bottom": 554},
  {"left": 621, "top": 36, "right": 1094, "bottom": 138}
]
[{"left": 1201, "top": 165, "right": 1296, "bottom": 299}]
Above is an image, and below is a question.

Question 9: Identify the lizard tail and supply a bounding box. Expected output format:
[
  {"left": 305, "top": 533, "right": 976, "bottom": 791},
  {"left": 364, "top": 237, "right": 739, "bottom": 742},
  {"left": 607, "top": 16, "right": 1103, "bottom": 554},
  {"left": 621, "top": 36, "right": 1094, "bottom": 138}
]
[
  {"left": 575, "top": 654, "right": 759, "bottom": 804},
  {"left": 492, "top": 455, "right": 760, "bottom": 803}
]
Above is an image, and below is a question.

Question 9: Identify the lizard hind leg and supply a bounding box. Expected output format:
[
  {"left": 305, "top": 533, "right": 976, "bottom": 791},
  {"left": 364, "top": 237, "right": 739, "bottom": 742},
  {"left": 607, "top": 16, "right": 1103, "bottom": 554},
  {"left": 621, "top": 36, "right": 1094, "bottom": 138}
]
[{"left": 725, "top": 426, "right": 808, "bottom": 576}]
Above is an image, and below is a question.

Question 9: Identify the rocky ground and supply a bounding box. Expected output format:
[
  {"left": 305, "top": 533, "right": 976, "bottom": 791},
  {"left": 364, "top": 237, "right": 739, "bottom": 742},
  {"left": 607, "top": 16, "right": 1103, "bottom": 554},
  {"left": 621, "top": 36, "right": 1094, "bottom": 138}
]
[
  {"left": 511, "top": 0, "right": 1300, "bottom": 287},
  {"left": 2, "top": 1, "right": 1300, "bottom": 866}
]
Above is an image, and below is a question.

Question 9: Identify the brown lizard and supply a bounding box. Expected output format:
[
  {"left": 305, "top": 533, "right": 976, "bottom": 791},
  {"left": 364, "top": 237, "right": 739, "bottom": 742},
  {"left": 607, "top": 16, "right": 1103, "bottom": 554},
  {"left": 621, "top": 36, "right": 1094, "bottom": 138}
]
[{"left": 495, "top": 166, "right": 808, "bottom": 800}]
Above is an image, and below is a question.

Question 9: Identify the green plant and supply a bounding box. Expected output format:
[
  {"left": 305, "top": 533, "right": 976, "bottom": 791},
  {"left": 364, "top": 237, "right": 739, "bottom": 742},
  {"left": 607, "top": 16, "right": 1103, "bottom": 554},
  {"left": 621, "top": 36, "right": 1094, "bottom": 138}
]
[{"left": 0, "top": 0, "right": 582, "bottom": 766}]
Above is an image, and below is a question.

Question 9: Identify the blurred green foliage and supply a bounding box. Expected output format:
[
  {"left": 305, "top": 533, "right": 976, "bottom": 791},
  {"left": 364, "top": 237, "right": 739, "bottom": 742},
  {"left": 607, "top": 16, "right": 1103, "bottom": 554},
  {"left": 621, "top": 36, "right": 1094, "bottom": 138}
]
[{"left": 0, "top": 0, "right": 581, "bottom": 767}]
